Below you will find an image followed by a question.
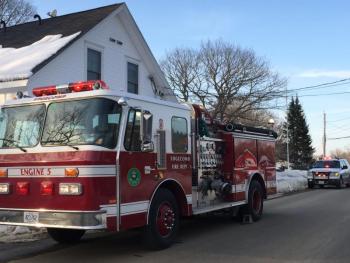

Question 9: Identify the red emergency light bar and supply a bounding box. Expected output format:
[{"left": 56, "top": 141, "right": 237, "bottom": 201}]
[{"left": 32, "top": 80, "right": 108, "bottom": 97}]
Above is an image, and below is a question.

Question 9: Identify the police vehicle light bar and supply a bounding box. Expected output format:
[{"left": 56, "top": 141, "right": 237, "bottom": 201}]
[{"left": 32, "top": 80, "right": 108, "bottom": 97}]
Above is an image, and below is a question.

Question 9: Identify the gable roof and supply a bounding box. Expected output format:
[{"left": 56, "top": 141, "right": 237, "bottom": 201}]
[
  {"left": 0, "top": 3, "right": 123, "bottom": 75},
  {"left": 0, "top": 3, "right": 122, "bottom": 49},
  {"left": 0, "top": 3, "right": 177, "bottom": 101}
]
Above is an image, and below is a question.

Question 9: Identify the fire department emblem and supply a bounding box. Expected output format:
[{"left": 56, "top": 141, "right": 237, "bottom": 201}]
[{"left": 127, "top": 168, "right": 141, "bottom": 187}]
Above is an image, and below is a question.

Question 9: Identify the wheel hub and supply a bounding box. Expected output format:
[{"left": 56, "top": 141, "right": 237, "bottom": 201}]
[{"left": 157, "top": 202, "right": 175, "bottom": 237}]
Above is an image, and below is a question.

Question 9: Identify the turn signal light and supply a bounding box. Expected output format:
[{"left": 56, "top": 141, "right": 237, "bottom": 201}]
[
  {"left": 16, "top": 182, "right": 29, "bottom": 195},
  {"left": 40, "top": 181, "right": 54, "bottom": 195},
  {"left": 0, "top": 169, "right": 8, "bottom": 177},
  {"left": 65, "top": 168, "right": 79, "bottom": 177}
]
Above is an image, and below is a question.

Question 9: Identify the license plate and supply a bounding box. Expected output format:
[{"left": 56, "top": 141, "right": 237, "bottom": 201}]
[
  {"left": 23, "top": 212, "right": 39, "bottom": 224},
  {"left": 318, "top": 181, "right": 325, "bottom": 184}
]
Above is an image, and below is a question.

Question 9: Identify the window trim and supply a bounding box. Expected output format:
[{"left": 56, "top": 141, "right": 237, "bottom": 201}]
[
  {"left": 126, "top": 60, "right": 139, "bottom": 95},
  {"left": 85, "top": 42, "right": 104, "bottom": 81},
  {"left": 171, "top": 116, "right": 188, "bottom": 153}
]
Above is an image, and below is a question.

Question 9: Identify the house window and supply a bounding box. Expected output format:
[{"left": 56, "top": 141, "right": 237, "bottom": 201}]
[
  {"left": 87, "top": 48, "right": 101, "bottom": 80},
  {"left": 127, "top": 62, "right": 139, "bottom": 94},
  {"left": 171, "top": 117, "right": 188, "bottom": 153}
]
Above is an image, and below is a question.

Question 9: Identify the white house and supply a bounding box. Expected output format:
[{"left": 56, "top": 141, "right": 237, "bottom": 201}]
[{"left": 0, "top": 3, "right": 177, "bottom": 103}]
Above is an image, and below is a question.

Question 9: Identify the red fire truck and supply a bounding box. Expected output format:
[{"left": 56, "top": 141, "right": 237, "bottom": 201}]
[{"left": 0, "top": 80, "right": 276, "bottom": 249}]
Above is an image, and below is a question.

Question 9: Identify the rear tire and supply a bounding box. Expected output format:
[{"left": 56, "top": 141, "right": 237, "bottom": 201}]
[
  {"left": 47, "top": 228, "right": 85, "bottom": 244},
  {"left": 239, "top": 180, "right": 264, "bottom": 222},
  {"left": 308, "top": 182, "right": 314, "bottom": 189},
  {"left": 144, "top": 188, "right": 179, "bottom": 250}
]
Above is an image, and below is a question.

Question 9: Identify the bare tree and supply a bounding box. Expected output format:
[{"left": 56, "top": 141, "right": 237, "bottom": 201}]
[
  {"left": 0, "top": 0, "right": 36, "bottom": 26},
  {"left": 200, "top": 40, "right": 286, "bottom": 121},
  {"left": 161, "top": 40, "right": 286, "bottom": 122},
  {"left": 330, "top": 148, "right": 350, "bottom": 161},
  {"left": 160, "top": 48, "right": 208, "bottom": 106}
]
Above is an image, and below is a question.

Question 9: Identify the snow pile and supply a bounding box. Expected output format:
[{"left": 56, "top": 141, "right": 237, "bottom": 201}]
[
  {"left": 0, "top": 226, "right": 46, "bottom": 243},
  {"left": 277, "top": 169, "right": 308, "bottom": 193},
  {"left": 0, "top": 32, "right": 80, "bottom": 82}
]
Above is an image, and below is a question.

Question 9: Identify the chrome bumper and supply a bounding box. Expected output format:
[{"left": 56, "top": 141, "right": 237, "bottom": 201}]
[{"left": 0, "top": 209, "right": 107, "bottom": 230}]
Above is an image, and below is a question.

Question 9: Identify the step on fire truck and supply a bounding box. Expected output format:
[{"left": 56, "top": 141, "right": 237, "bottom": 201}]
[{"left": 0, "top": 80, "right": 277, "bottom": 249}]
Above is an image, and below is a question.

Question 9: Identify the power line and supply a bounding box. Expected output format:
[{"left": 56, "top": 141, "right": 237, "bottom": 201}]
[
  {"left": 328, "top": 116, "right": 350, "bottom": 123},
  {"left": 282, "top": 90, "right": 350, "bottom": 98},
  {"left": 287, "top": 78, "right": 350, "bottom": 93},
  {"left": 328, "top": 135, "right": 350, "bottom": 140}
]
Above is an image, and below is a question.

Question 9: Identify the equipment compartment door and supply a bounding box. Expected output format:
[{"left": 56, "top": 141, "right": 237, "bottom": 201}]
[{"left": 257, "top": 140, "right": 276, "bottom": 195}]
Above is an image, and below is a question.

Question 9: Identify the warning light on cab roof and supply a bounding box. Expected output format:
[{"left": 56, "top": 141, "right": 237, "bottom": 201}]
[{"left": 32, "top": 80, "right": 108, "bottom": 97}]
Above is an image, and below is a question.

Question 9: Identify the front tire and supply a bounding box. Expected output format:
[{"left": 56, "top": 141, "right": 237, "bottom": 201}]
[
  {"left": 337, "top": 178, "right": 344, "bottom": 189},
  {"left": 240, "top": 180, "right": 264, "bottom": 222},
  {"left": 144, "top": 188, "right": 179, "bottom": 250},
  {"left": 47, "top": 228, "right": 85, "bottom": 244}
]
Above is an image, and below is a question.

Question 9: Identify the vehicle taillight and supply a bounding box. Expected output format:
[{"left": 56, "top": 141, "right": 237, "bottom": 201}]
[
  {"left": 32, "top": 80, "right": 108, "bottom": 97},
  {"left": 16, "top": 182, "right": 29, "bottom": 195},
  {"left": 0, "top": 169, "right": 8, "bottom": 177},
  {"left": 40, "top": 181, "right": 53, "bottom": 196}
]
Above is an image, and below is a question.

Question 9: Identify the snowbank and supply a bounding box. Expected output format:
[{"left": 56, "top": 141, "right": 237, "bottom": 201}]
[
  {"left": 0, "top": 32, "right": 80, "bottom": 82},
  {"left": 0, "top": 226, "right": 46, "bottom": 243},
  {"left": 277, "top": 169, "right": 308, "bottom": 193}
]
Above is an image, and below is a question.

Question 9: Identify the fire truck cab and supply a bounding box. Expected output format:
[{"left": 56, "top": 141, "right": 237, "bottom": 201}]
[{"left": 0, "top": 81, "right": 277, "bottom": 249}]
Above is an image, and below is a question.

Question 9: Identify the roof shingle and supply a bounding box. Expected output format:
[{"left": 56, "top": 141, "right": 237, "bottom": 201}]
[{"left": 0, "top": 3, "right": 122, "bottom": 49}]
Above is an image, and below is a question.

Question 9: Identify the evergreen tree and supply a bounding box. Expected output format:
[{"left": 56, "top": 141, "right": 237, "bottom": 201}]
[{"left": 287, "top": 96, "right": 314, "bottom": 169}]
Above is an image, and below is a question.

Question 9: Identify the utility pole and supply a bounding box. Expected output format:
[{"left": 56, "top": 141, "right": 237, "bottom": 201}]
[
  {"left": 286, "top": 86, "right": 290, "bottom": 169},
  {"left": 323, "top": 112, "right": 326, "bottom": 157}
]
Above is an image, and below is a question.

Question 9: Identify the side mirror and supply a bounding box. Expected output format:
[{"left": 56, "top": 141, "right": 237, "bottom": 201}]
[
  {"left": 141, "top": 141, "right": 154, "bottom": 152},
  {"left": 343, "top": 165, "right": 348, "bottom": 170}
]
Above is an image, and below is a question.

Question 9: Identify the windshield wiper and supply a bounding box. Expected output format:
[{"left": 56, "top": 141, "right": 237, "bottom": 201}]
[
  {"left": 41, "top": 140, "right": 79, "bottom": 151},
  {"left": 64, "top": 144, "right": 79, "bottom": 151},
  {"left": 0, "top": 138, "right": 27, "bottom": 152}
]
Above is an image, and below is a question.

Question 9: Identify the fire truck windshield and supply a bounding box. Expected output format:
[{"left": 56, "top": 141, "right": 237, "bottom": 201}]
[
  {"left": 0, "top": 104, "right": 46, "bottom": 149},
  {"left": 41, "top": 98, "right": 122, "bottom": 149}
]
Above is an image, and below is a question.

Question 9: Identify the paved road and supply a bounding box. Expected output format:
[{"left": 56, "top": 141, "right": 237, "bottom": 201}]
[{"left": 1, "top": 188, "right": 350, "bottom": 263}]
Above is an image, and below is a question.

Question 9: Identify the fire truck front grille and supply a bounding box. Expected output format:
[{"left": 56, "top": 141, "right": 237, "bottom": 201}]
[{"left": 0, "top": 209, "right": 107, "bottom": 230}]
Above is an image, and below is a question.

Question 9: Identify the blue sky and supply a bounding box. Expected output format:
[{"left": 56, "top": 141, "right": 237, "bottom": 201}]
[{"left": 32, "top": 0, "right": 350, "bottom": 155}]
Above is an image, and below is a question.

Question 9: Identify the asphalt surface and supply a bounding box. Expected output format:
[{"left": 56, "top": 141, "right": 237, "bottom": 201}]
[{"left": 1, "top": 188, "right": 350, "bottom": 263}]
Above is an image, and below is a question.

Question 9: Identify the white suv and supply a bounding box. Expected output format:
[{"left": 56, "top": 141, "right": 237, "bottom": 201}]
[{"left": 307, "top": 159, "right": 350, "bottom": 189}]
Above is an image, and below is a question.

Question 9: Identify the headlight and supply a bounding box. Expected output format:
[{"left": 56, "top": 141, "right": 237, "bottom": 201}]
[
  {"left": 0, "top": 183, "right": 10, "bottom": 194},
  {"left": 332, "top": 172, "right": 340, "bottom": 177},
  {"left": 59, "top": 183, "right": 82, "bottom": 195}
]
